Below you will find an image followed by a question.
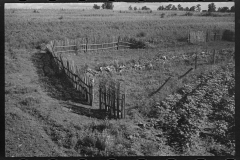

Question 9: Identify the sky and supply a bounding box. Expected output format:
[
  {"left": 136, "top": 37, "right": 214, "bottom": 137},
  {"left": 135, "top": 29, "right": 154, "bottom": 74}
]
[{"left": 5, "top": 2, "right": 234, "bottom": 11}]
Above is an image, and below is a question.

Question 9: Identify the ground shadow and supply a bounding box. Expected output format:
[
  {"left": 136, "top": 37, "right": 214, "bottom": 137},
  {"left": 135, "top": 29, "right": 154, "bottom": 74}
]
[
  {"left": 61, "top": 101, "right": 109, "bottom": 119},
  {"left": 31, "top": 50, "right": 107, "bottom": 119}
]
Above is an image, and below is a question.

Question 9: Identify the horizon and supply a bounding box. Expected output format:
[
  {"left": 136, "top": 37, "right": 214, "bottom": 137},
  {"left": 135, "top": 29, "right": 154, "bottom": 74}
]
[{"left": 5, "top": 2, "right": 234, "bottom": 11}]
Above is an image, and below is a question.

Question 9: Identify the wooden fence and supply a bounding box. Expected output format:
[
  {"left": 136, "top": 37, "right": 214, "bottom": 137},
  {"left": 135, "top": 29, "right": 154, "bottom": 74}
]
[
  {"left": 188, "top": 30, "right": 226, "bottom": 44},
  {"left": 46, "top": 40, "right": 94, "bottom": 105},
  {"left": 53, "top": 36, "right": 133, "bottom": 54},
  {"left": 99, "top": 80, "right": 125, "bottom": 119}
]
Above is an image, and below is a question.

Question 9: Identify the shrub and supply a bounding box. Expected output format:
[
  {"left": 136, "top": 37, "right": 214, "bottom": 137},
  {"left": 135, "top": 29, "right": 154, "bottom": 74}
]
[
  {"left": 161, "top": 13, "right": 165, "bottom": 18},
  {"left": 33, "top": 10, "right": 39, "bottom": 13},
  {"left": 222, "top": 30, "right": 235, "bottom": 41},
  {"left": 59, "top": 16, "right": 63, "bottom": 20},
  {"left": 136, "top": 31, "right": 146, "bottom": 37},
  {"left": 185, "top": 12, "right": 193, "bottom": 16}
]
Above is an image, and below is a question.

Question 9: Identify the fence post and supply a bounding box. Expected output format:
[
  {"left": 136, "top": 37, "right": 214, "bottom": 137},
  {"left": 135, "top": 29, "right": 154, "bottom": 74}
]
[
  {"left": 86, "top": 37, "right": 88, "bottom": 53},
  {"left": 117, "top": 82, "right": 120, "bottom": 119},
  {"left": 104, "top": 85, "right": 107, "bottom": 112},
  {"left": 117, "top": 36, "right": 120, "bottom": 50},
  {"left": 195, "top": 53, "right": 198, "bottom": 70},
  {"left": 99, "top": 86, "right": 102, "bottom": 110},
  {"left": 213, "top": 49, "right": 216, "bottom": 65}
]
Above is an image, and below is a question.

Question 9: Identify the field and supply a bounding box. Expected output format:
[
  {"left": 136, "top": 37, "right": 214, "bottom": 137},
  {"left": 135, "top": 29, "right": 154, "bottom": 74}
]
[{"left": 5, "top": 8, "right": 235, "bottom": 157}]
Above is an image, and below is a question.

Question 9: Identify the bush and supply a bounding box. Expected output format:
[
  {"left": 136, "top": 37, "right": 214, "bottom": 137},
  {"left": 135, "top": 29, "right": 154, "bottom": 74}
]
[
  {"left": 185, "top": 12, "right": 193, "bottom": 16},
  {"left": 161, "top": 13, "right": 165, "bottom": 18},
  {"left": 222, "top": 30, "right": 235, "bottom": 41},
  {"left": 33, "top": 10, "right": 39, "bottom": 13},
  {"left": 136, "top": 31, "right": 146, "bottom": 37},
  {"left": 59, "top": 16, "right": 63, "bottom": 20}
]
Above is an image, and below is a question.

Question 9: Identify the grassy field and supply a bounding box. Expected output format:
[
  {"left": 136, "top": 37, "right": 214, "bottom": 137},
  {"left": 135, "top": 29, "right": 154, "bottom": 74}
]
[{"left": 5, "top": 9, "right": 235, "bottom": 157}]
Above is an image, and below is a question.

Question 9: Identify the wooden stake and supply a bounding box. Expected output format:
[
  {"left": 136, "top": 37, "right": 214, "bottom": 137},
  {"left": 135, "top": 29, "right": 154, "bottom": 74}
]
[
  {"left": 213, "top": 49, "right": 216, "bottom": 65},
  {"left": 195, "top": 54, "right": 198, "bottom": 70}
]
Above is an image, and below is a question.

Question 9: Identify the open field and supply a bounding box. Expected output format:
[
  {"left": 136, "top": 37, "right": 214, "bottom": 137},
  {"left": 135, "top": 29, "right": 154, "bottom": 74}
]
[{"left": 5, "top": 9, "right": 235, "bottom": 157}]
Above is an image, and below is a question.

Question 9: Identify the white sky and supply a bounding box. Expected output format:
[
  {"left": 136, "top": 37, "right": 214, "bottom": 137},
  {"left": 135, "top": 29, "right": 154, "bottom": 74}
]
[{"left": 5, "top": 2, "right": 234, "bottom": 11}]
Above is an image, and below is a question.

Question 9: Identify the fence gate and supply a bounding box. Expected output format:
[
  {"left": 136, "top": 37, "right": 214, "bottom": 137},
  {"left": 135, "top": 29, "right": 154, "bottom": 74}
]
[{"left": 99, "top": 80, "right": 125, "bottom": 119}]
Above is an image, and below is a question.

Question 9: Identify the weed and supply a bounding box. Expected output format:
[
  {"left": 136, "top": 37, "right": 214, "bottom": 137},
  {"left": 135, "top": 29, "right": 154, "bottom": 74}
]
[
  {"left": 20, "top": 96, "right": 41, "bottom": 106},
  {"left": 161, "top": 13, "right": 165, "bottom": 18},
  {"left": 137, "top": 31, "right": 147, "bottom": 37}
]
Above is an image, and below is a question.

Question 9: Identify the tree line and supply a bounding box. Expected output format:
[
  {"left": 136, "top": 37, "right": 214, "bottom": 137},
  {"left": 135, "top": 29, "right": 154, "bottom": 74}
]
[{"left": 93, "top": 2, "right": 235, "bottom": 13}]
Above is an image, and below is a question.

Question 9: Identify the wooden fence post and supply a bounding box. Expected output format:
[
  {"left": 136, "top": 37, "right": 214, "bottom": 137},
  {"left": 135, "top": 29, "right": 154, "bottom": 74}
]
[
  {"left": 86, "top": 37, "right": 88, "bottom": 53},
  {"left": 195, "top": 54, "right": 198, "bottom": 69},
  {"left": 104, "top": 85, "right": 107, "bottom": 112},
  {"left": 213, "top": 49, "right": 216, "bottom": 65},
  {"left": 99, "top": 87, "right": 102, "bottom": 110},
  {"left": 117, "top": 82, "right": 120, "bottom": 118}
]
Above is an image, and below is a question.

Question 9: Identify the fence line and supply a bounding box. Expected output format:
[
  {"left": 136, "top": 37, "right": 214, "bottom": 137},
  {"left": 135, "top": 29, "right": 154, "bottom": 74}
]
[
  {"left": 46, "top": 40, "right": 94, "bottom": 105},
  {"left": 53, "top": 36, "right": 133, "bottom": 53}
]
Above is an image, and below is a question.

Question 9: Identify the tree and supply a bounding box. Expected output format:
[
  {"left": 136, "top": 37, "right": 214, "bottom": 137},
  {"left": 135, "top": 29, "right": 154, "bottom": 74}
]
[
  {"left": 142, "top": 6, "right": 150, "bottom": 10},
  {"left": 102, "top": 2, "right": 114, "bottom": 10},
  {"left": 178, "top": 4, "right": 184, "bottom": 11},
  {"left": 134, "top": 6, "right": 137, "bottom": 10},
  {"left": 129, "top": 5, "right": 133, "bottom": 10},
  {"left": 196, "top": 4, "right": 201, "bottom": 12},
  {"left": 171, "top": 5, "right": 177, "bottom": 10},
  {"left": 189, "top": 6, "right": 196, "bottom": 11},
  {"left": 208, "top": 3, "right": 216, "bottom": 12},
  {"left": 230, "top": 5, "right": 234, "bottom": 12},
  {"left": 177, "top": 4, "right": 181, "bottom": 10},
  {"left": 93, "top": 4, "right": 100, "bottom": 9},
  {"left": 157, "top": 5, "right": 164, "bottom": 10},
  {"left": 185, "top": 7, "right": 189, "bottom": 11},
  {"left": 218, "top": 7, "right": 229, "bottom": 12},
  {"left": 165, "top": 4, "right": 172, "bottom": 10},
  {"left": 217, "top": 7, "right": 222, "bottom": 12}
]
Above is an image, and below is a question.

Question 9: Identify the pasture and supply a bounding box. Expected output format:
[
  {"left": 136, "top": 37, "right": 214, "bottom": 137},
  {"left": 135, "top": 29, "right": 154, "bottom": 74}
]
[{"left": 5, "top": 8, "right": 235, "bottom": 157}]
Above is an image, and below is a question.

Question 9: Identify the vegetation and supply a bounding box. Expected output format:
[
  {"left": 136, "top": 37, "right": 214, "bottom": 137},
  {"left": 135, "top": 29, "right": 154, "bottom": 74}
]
[
  {"left": 5, "top": 8, "right": 235, "bottom": 157},
  {"left": 93, "top": 4, "right": 100, "bottom": 10},
  {"left": 102, "top": 2, "right": 114, "bottom": 10}
]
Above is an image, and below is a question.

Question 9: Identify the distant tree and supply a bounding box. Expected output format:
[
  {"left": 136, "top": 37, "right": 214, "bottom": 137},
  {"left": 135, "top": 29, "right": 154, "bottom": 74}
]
[
  {"left": 129, "top": 5, "right": 133, "bottom": 10},
  {"left": 230, "top": 5, "right": 235, "bottom": 12},
  {"left": 165, "top": 4, "right": 173, "bottom": 10},
  {"left": 178, "top": 4, "right": 184, "bottom": 11},
  {"left": 102, "top": 2, "right": 114, "bottom": 10},
  {"left": 218, "top": 7, "right": 229, "bottom": 12},
  {"left": 93, "top": 4, "right": 100, "bottom": 9},
  {"left": 171, "top": 5, "right": 177, "bottom": 10},
  {"left": 196, "top": 4, "right": 201, "bottom": 12},
  {"left": 177, "top": 4, "right": 181, "bottom": 10},
  {"left": 185, "top": 7, "right": 190, "bottom": 11},
  {"left": 189, "top": 6, "right": 196, "bottom": 11},
  {"left": 134, "top": 6, "right": 137, "bottom": 10},
  {"left": 208, "top": 3, "right": 216, "bottom": 12},
  {"left": 157, "top": 5, "right": 164, "bottom": 10},
  {"left": 142, "top": 6, "right": 150, "bottom": 10}
]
